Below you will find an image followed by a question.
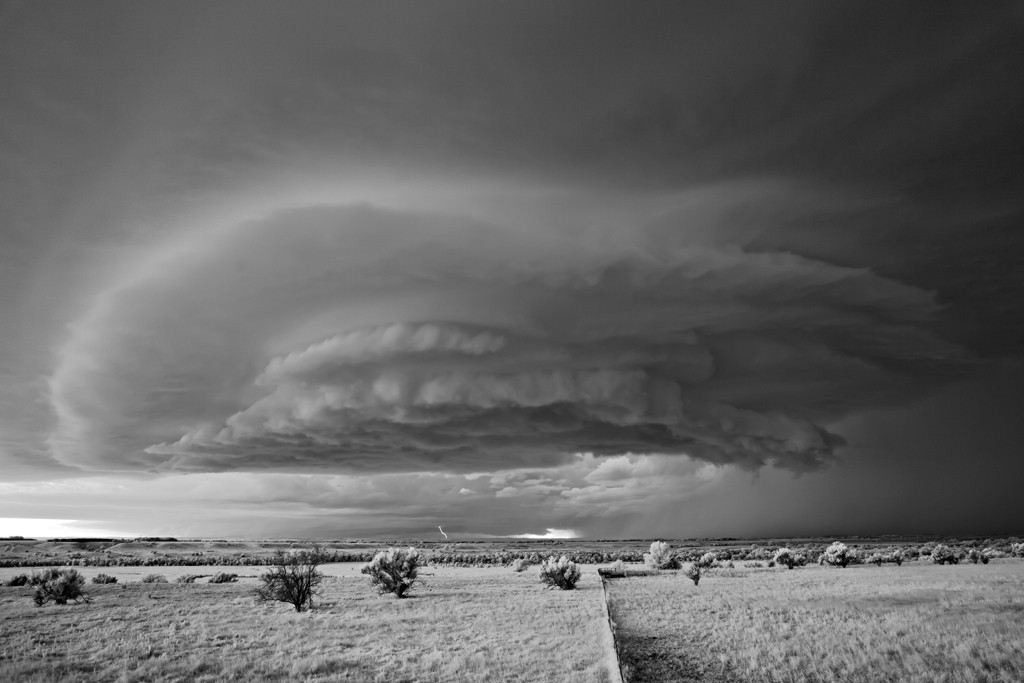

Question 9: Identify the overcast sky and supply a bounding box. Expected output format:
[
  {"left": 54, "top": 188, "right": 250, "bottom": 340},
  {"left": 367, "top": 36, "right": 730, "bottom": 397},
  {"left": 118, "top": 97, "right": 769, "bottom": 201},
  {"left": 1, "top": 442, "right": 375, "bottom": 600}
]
[{"left": 1, "top": 1, "right": 1023, "bottom": 539}]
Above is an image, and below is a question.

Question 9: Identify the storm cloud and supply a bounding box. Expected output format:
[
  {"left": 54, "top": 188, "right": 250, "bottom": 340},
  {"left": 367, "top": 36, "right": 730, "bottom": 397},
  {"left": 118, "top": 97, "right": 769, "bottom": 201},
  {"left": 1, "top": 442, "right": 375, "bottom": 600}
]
[
  {"left": 50, "top": 188, "right": 969, "bottom": 476},
  {"left": 2, "top": 1, "right": 1023, "bottom": 537}
]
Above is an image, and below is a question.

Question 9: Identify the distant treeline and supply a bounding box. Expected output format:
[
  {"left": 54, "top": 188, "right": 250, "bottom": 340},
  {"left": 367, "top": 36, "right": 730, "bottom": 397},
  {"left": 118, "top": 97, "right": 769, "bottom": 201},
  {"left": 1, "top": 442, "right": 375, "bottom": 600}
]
[
  {"left": 46, "top": 537, "right": 179, "bottom": 543},
  {"left": 2, "top": 539, "right": 1021, "bottom": 568}
]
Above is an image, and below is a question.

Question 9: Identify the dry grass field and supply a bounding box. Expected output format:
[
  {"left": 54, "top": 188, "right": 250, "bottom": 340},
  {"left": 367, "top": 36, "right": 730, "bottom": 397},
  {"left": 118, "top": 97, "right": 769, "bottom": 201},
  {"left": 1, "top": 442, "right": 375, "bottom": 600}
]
[
  {"left": 0, "top": 565, "right": 613, "bottom": 682},
  {"left": 606, "top": 559, "right": 1024, "bottom": 683}
]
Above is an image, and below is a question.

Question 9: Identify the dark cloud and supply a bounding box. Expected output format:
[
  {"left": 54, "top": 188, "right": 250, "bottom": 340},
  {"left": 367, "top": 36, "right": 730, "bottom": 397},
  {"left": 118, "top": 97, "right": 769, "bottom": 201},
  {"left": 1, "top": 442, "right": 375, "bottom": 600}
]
[
  {"left": 1, "top": 1, "right": 1023, "bottom": 537},
  {"left": 44, "top": 193, "right": 970, "bottom": 475}
]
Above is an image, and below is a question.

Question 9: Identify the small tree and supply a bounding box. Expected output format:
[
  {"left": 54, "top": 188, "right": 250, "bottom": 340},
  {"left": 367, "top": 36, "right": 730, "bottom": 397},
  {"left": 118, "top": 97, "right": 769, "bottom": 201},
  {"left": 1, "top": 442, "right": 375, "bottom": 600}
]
[
  {"left": 32, "top": 568, "right": 90, "bottom": 606},
  {"left": 867, "top": 552, "right": 885, "bottom": 567},
  {"left": 683, "top": 562, "right": 701, "bottom": 586},
  {"left": 931, "top": 544, "right": 959, "bottom": 565},
  {"left": 773, "top": 548, "right": 796, "bottom": 569},
  {"left": 644, "top": 541, "right": 676, "bottom": 570},
  {"left": 538, "top": 555, "right": 582, "bottom": 590},
  {"left": 361, "top": 547, "right": 420, "bottom": 598},
  {"left": 255, "top": 546, "right": 327, "bottom": 612},
  {"left": 820, "top": 542, "right": 853, "bottom": 568}
]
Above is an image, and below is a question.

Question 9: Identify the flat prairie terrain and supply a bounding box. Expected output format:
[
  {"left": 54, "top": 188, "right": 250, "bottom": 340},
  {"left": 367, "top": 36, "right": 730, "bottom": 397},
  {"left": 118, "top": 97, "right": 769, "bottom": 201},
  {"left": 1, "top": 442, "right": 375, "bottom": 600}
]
[
  {"left": 0, "top": 566, "right": 613, "bottom": 682},
  {"left": 606, "top": 560, "right": 1024, "bottom": 683}
]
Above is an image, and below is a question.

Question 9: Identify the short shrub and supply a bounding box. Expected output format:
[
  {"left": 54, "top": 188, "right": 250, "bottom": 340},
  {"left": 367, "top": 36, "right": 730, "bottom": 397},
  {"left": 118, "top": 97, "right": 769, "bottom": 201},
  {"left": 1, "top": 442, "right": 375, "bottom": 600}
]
[
  {"left": 889, "top": 549, "right": 905, "bottom": 566},
  {"left": 931, "top": 544, "right": 959, "bottom": 565},
  {"left": 141, "top": 574, "right": 168, "bottom": 583},
  {"left": 643, "top": 541, "right": 676, "bottom": 570},
  {"left": 209, "top": 572, "right": 238, "bottom": 584},
  {"left": 5, "top": 574, "right": 29, "bottom": 587},
  {"left": 32, "top": 568, "right": 90, "bottom": 606},
  {"left": 30, "top": 568, "right": 63, "bottom": 585},
  {"left": 867, "top": 552, "right": 885, "bottom": 567},
  {"left": 538, "top": 555, "right": 582, "bottom": 590},
  {"left": 820, "top": 542, "right": 854, "bottom": 568},
  {"left": 967, "top": 548, "right": 983, "bottom": 564},
  {"left": 362, "top": 547, "right": 421, "bottom": 598},
  {"left": 1010, "top": 542, "right": 1024, "bottom": 558},
  {"left": 91, "top": 573, "right": 118, "bottom": 584},
  {"left": 175, "top": 574, "right": 202, "bottom": 584},
  {"left": 773, "top": 548, "right": 797, "bottom": 569},
  {"left": 683, "top": 563, "right": 701, "bottom": 586},
  {"left": 511, "top": 558, "right": 531, "bottom": 573},
  {"left": 744, "top": 561, "right": 764, "bottom": 568},
  {"left": 607, "top": 560, "right": 628, "bottom": 575},
  {"left": 697, "top": 552, "right": 717, "bottom": 570}
]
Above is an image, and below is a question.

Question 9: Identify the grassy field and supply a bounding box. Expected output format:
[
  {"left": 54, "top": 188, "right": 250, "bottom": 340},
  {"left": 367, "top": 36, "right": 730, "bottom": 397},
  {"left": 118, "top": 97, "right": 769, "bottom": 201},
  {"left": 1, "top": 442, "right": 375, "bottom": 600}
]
[
  {"left": 0, "top": 566, "right": 613, "bottom": 682},
  {"left": 606, "top": 559, "right": 1024, "bottom": 683}
]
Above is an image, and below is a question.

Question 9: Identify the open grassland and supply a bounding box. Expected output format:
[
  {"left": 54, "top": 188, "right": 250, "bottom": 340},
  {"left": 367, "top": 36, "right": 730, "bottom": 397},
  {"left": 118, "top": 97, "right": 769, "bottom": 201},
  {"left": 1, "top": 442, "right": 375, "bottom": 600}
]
[
  {"left": 0, "top": 566, "right": 612, "bottom": 682},
  {"left": 606, "top": 560, "right": 1024, "bottom": 683}
]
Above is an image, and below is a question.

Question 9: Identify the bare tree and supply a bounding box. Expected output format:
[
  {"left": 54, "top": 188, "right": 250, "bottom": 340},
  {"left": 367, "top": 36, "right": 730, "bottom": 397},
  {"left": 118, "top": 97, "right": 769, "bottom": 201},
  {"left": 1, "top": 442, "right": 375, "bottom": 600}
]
[{"left": 254, "top": 545, "right": 327, "bottom": 612}]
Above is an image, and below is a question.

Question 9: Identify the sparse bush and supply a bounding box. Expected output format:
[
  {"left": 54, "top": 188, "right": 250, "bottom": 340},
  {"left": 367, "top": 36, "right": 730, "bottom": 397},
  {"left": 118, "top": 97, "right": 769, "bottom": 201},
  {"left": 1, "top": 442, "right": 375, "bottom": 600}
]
[
  {"left": 538, "top": 555, "right": 582, "bottom": 590},
  {"left": 931, "top": 544, "right": 959, "bottom": 565},
  {"left": 30, "top": 568, "right": 63, "bottom": 585},
  {"left": 5, "top": 573, "right": 29, "bottom": 587},
  {"left": 644, "top": 541, "right": 676, "bottom": 570},
  {"left": 608, "top": 560, "right": 628, "bottom": 575},
  {"left": 697, "top": 552, "right": 717, "bottom": 570},
  {"left": 683, "top": 562, "right": 701, "bottom": 586},
  {"left": 209, "top": 572, "right": 238, "bottom": 583},
  {"left": 511, "top": 558, "right": 531, "bottom": 573},
  {"left": 362, "top": 547, "right": 421, "bottom": 598},
  {"left": 141, "top": 573, "right": 168, "bottom": 583},
  {"left": 820, "top": 542, "right": 854, "bottom": 568},
  {"left": 773, "top": 548, "right": 797, "bottom": 569},
  {"left": 176, "top": 574, "right": 202, "bottom": 584},
  {"left": 91, "top": 573, "right": 117, "bottom": 584},
  {"left": 32, "top": 568, "right": 90, "bottom": 606},
  {"left": 256, "top": 547, "right": 327, "bottom": 612}
]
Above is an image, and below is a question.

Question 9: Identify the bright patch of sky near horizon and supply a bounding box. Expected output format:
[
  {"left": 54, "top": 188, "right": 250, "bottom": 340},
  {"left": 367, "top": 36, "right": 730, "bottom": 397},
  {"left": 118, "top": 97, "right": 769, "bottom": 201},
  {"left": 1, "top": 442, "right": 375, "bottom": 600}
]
[{"left": 1, "top": 1, "right": 1023, "bottom": 539}]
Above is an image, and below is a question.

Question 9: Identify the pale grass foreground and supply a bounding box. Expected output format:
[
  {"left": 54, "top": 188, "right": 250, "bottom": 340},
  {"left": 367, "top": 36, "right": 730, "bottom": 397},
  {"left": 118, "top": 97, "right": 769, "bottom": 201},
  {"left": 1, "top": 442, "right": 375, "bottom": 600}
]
[
  {"left": 606, "top": 560, "right": 1024, "bottom": 683},
  {"left": 0, "top": 565, "right": 612, "bottom": 682}
]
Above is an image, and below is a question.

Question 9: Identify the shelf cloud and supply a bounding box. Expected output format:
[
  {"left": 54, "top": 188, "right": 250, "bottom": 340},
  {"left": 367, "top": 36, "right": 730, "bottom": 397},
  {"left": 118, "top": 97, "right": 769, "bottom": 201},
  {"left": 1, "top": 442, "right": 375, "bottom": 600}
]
[{"left": 46, "top": 189, "right": 971, "bottom": 478}]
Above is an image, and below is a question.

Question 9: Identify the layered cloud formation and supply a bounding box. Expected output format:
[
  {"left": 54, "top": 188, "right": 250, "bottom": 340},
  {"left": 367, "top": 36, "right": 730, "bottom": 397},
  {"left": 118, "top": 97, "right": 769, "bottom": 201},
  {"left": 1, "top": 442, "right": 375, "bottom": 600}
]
[
  {"left": 3, "top": 1, "right": 1023, "bottom": 537},
  {"left": 46, "top": 183, "right": 971, "bottom": 477}
]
